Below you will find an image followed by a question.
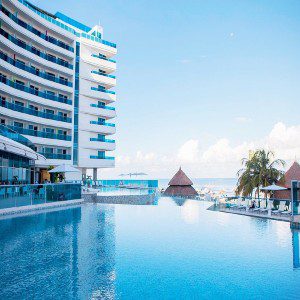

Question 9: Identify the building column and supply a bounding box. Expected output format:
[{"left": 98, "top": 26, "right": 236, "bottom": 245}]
[
  {"left": 93, "top": 168, "right": 98, "bottom": 181},
  {"left": 82, "top": 168, "right": 87, "bottom": 181}
]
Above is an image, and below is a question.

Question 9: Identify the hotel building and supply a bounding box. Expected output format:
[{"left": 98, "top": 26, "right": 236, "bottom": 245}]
[{"left": 0, "top": 0, "right": 117, "bottom": 183}]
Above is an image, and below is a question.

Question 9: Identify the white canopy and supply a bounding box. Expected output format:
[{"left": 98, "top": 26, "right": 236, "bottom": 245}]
[
  {"left": 48, "top": 164, "right": 80, "bottom": 173},
  {"left": 261, "top": 184, "right": 287, "bottom": 191}
]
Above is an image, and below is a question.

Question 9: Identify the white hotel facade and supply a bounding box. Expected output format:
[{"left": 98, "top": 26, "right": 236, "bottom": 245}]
[{"left": 0, "top": 0, "right": 117, "bottom": 182}]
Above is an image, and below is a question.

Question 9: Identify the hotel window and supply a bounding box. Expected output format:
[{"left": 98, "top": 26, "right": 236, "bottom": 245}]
[
  {"left": 0, "top": 119, "right": 5, "bottom": 125},
  {"left": 14, "top": 122, "right": 23, "bottom": 128},
  {"left": 31, "top": 66, "right": 40, "bottom": 75},
  {"left": 97, "top": 151, "right": 105, "bottom": 158},
  {"left": 15, "top": 80, "right": 25, "bottom": 89},
  {"left": 58, "top": 94, "right": 67, "bottom": 100},
  {"left": 44, "top": 147, "right": 54, "bottom": 154},
  {"left": 44, "top": 109, "right": 54, "bottom": 115},
  {"left": 44, "top": 128, "right": 54, "bottom": 133},
  {"left": 16, "top": 38, "right": 26, "bottom": 48},
  {"left": 32, "top": 47, "right": 40, "bottom": 55},
  {"left": 16, "top": 59, "right": 25, "bottom": 66},
  {"left": 58, "top": 129, "right": 67, "bottom": 136},
  {"left": 30, "top": 85, "right": 39, "bottom": 95},
  {"left": 58, "top": 111, "right": 68, "bottom": 118},
  {"left": 0, "top": 96, "right": 6, "bottom": 105},
  {"left": 59, "top": 76, "right": 68, "bottom": 84},
  {"left": 29, "top": 104, "right": 38, "bottom": 111},
  {"left": 14, "top": 100, "right": 24, "bottom": 107},
  {"left": 46, "top": 72, "right": 55, "bottom": 79},
  {"left": 98, "top": 101, "right": 105, "bottom": 107},
  {"left": 28, "top": 125, "right": 38, "bottom": 131},
  {"left": 47, "top": 53, "right": 56, "bottom": 61}
]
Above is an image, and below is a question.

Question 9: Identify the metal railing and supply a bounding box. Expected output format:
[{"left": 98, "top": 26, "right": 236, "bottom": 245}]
[
  {"left": 0, "top": 183, "right": 81, "bottom": 210},
  {"left": 90, "top": 103, "right": 115, "bottom": 111},
  {"left": 38, "top": 152, "right": 71, "bottom": 160},
  {"left": 0, "top": 124, "right": 35, "bottom": 150},
  {"left": 8, "top": 126, "right": 72, "bottom": 141},
  {"left": 91, "top": 54, "right": 116, "bottom": 63},
  {"left": 91, "top": 70, "right": 116, "bottom": 79},
  {"left": 90, "top": 121, "right": 115, "bottom": 127},
  {"left": 90, "top": 156, "right": 115, "bottom": 160},
  {"left": 90, "top": 138, "right": 115, "bottom": 143},
  {"left": 0, "top": 75, "right": 72, "bottom": 105},
  {"left": 0, "top": 100, "right": 72, "bottom": 123},
  {"left": 91, "top": 87, "right": 116, "bottom": 95},
  {"left": 0, "top": 51, "right": 72, "bottom": 87},
  {"left": 0, "top": 28, "right": 73, "bottom": 69},
  {"left": 1, "top": 5, "right": 74, "bottom": 52}
]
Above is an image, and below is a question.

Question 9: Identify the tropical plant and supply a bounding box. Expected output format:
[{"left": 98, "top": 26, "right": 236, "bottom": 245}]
[{"left": 236, "top": 149, "right": 285, "bottom": 197}]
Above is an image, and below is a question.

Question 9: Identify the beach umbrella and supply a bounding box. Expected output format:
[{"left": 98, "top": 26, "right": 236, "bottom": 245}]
[
  {"left": 49, "top": 164, "right": 80, "bottom": 173},
  {"left": 260, "top": 184, "right": 287, "bottom": 191}
]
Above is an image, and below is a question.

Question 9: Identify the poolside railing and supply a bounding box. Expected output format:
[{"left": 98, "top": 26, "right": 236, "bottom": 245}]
[{"left": 0, "top": 183, "right": 81, "bottom": 210}]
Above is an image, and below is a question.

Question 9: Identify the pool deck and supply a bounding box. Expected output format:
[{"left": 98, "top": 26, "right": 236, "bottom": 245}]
[
  {"left": 0, "top": 199, "right": 84, "bottom": 217},
  {"left": 217, "top": 205, "right": 291, "bottom": 222}
]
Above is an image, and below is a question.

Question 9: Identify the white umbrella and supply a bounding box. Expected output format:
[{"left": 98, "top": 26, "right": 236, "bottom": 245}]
[
  {"left": 49, "top": 164, "right": 80, "bottom": 173},
  {"left": 261, "top": 184, "right": 287, "bottom": 191}
]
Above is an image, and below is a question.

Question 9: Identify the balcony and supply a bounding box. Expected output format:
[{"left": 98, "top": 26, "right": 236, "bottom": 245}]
[
  {"left": 91, "top": 54, "right": 116, "bottom": 63},
  {"left": 91, "top": 70, "right": 116, "bottom": 79},
  {"left": 90, "top": 104, "right": 115, "bottom": 111},
  {"left": 90, "top": 156, "right": 115, "bottom": 160},
  {"left": 90, "top": 138, "right": 115, "bottom": 143},
  {"left": 0, "top": 28, "right": 73, "bottom": 69},
  {"left": 90, "top": 121, "right": 115, "bottom": 127},
  {"left": 8, "top": 126, "right": 72, "bottom": 141},
  {"left": 0, "top": 124, "right": 35, "bottom": 150},
  {"left": 0, "top": 101, "right": 72, "bottom": 123},
  {"left": 0, "top": 75, "right": 72, "bottom": 105},
  {"left": 1, "top": 5, "right": 74, "bottom": 52},
  {"left": 39, "top": 153, "right": 71, "bottom": 160},
  {"left": 0, "top": 51, "right": 72, "bottom": 87},
  {"left": 91, "top": 87, "right": 115, "bottom": 95}
]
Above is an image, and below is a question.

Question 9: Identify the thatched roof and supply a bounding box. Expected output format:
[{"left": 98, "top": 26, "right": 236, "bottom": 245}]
[
  {"left": 164, "top": 185, "right": 198, "bottom": 197},
  {"left": 280, "top": 161, "right": 300, "bottom": 188},
  {"left": 168, "top": 167, "right": 193, "bottom": 186},
  {"left": 163, "top": 167, "right": 198, "bottom": 197}
]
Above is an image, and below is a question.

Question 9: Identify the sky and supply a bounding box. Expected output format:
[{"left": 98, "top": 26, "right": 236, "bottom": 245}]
[{"left": 32, "top": 0, "right": 300, "bottom": 179}]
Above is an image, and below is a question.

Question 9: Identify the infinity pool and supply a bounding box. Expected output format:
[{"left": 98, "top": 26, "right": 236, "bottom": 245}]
[
  {"left": 0, "top": 198, "right": 300, "bottom": 299},
  {"left": 97, "top": 187, "right": 155, "bottom": 196}
]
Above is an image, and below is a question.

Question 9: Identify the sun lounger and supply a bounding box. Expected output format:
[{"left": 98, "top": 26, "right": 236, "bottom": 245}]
[{"left": 272, "top": 202, "right": 286, "bottom": 215}]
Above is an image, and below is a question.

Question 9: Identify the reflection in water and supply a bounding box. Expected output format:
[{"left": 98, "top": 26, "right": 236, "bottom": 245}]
[
  {"left": 0, "top": 205, "right": 116, "bottom": 299},
  {"left": 293, "top": 230, "right": 300, "bottom": 269},
  {"left": 181, "top": 200, "right": 200, "bottom": 224}
]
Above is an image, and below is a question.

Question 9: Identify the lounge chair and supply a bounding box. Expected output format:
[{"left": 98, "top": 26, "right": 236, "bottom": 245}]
[
  {"left": 272, "top": 202, "right": 286, "bottom": 215},
  {"left": 258, "top": 200, "right": 268, "bottom": 214}
]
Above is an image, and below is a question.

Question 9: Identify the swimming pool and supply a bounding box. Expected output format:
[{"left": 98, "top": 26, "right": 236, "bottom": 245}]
[
  {"left": 0, "top": 197, "right": 300, "bottom": 299},
  {"left": 97, "top": 186, "right": 155, "bottom": 196}
]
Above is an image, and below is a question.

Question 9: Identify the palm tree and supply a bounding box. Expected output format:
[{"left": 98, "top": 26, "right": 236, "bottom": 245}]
[{"left": 236, "top": 150, "right": 285, "bottom": 197}]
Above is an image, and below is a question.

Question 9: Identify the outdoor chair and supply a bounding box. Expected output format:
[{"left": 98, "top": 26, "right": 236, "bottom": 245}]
[
  {"left": 258, "top": 200, "right": 268, "bottom": 214},
  {"left": 272, "top": 202, "right": 286, "bottom": 215}
]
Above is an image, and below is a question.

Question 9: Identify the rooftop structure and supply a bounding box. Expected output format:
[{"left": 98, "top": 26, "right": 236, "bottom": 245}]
[{"left": 164, "top": 167, "right": 198, "bottom": 197}]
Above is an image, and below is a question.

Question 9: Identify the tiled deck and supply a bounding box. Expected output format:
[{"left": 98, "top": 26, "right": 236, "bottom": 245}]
[{"left": 218, "top": 206, "right": 291, "bottom": 222}]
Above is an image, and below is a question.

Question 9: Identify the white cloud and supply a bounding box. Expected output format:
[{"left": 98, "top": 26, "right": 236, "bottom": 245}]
[
  {"left": 177, "top": 139, "right": 199, "bottom": 162},
  {"left": 102, "top": 122, "right": 300, "bottom": 179}
]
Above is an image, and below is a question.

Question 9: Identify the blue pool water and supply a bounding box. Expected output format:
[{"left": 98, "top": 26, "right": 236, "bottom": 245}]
[
  {"left": 0, "top": 198, "right": 300, "bottom": 299},
  {"left": 97, "top": 187, "right": 155, "bottom": 195}
]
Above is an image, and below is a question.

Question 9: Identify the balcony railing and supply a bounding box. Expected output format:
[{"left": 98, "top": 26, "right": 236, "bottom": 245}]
[
  {"left": 0, "top": 28, "right": 73, "bottom": 69},
  {"left": 90, "top": 121, "right": 115, "bottom": 127},
  {"left": 0, "top": 52, "right": 72, "bottom": 87},
  {"left": 8, "top": 126, "right": 72, "bottom": 141},
  {"left": 90, "top": 156, "right": 115, "bottom": 160},
  {"left": 1, "top": 5, "right": 74, "bottom": 52},
  {"left": 90, "top": 104, "right": 115, "bottom": 111},
  {"left": 39, "top": 152, "right": 71, "bottom": 160},
  {"left": 91, "top": 70, "right": 116, "bottom": 79},
  {"left": 0, "top": 124, "right": 35, "bottom": 150},
  {"left": 90, "top": 138, "right": 115, "bottom": 143},
  {"left": 0, "top": 100, "right": 72, "bottom": 123},
  {"left": 18, "top": 0, "right": 117, "bottom": 49},
  {"left": 91, "top": 54, "right": 116, "bottom": 63},
  {"left": 91, "top": 87, "right": 116, "bottom": 95},
  {"left": 0, "top": 75, "right": 72, "bottom": 105}
]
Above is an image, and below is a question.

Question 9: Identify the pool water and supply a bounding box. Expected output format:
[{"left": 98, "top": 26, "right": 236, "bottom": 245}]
[
  {"left": 97, "top": 187, "right": 155, "bottom": 196},
  {"left": 0, "top": 197, "right": 300, "bottom": 299}
]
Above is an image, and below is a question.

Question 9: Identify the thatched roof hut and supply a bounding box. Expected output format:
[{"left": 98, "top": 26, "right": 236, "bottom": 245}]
[{"left": 163, "top": 167, "right": 198, "bottom": 197}]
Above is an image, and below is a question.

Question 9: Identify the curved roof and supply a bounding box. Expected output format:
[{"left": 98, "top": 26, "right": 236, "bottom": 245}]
[{"left": 168, "top": 167, "right": 194, "bottom": 186}]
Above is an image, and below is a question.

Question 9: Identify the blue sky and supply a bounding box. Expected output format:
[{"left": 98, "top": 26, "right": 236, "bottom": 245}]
[{"left": 33, "top": 0, "right": 300, "bottom": 178}]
